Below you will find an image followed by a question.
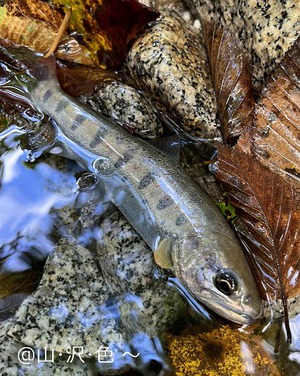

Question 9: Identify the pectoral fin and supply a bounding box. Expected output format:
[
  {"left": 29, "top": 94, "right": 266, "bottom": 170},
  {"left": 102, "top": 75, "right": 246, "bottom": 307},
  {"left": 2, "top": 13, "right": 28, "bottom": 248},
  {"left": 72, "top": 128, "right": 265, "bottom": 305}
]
[{"left": 154, "top": 238, "right": 173, "bottom": 269}]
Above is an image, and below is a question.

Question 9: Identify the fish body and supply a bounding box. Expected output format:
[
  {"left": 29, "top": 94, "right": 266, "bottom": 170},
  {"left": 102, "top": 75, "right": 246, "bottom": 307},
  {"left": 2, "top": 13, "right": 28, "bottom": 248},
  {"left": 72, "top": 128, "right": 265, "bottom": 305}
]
[{"left": 13, "top": 50, "right": 261, "bottom": 324}]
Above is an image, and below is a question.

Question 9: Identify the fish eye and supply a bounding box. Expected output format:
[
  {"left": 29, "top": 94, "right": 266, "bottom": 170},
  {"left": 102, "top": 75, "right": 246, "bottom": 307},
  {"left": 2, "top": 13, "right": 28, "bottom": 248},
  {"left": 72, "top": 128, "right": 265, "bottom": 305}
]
[{"left": 214, "top": 270, "right": 238, "bottom": 296}]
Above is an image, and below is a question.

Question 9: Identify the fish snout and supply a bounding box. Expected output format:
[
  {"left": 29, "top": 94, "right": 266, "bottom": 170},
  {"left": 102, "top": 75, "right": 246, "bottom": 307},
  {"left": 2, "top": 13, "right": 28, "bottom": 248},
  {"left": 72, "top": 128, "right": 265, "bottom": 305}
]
[{"left": 241, "top": 293, "right": 262, "bottom": 322}]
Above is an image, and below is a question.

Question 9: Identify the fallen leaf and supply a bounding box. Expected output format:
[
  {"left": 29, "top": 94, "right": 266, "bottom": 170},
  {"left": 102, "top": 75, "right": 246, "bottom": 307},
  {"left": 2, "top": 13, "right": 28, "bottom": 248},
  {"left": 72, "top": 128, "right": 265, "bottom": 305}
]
[
  {"left": 213, "top": 145, "right": 300, "bottom": 303},
  {"left": 245, "top": 35, "right": 300, "bottom": 185},
  {"left": 0, "top": 255, "right": 42, "bottom": 298},
  {"left": 53, "top": 0, "right": 160, "bottom": 68},
  {"left": 204, "top": 23, "right": 255, "bottom": 144},
  {"left": 0, "top": 4, "right": 96, "bottom": 66},
  {"left": 6, "top": 0, "right": 63, "bottom": 28},
  {"left": 56, "top": 61, "right": 119, "bottom": 97},
  {"left": 0, "top": 271, "right": 33, "bottom": 298},
  {"left": 165, "top": 325, "right": 281, "bottom": 376}
]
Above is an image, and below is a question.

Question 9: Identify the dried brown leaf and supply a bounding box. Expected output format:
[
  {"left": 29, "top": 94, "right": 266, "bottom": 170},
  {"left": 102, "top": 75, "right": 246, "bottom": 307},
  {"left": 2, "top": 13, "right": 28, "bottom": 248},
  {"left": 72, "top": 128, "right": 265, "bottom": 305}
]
[
  {"left": 6, "top": 0, "right": 63, "bottom": 28},
  {"left": 0, "top": 4, "right": 96, "bottom": 66},
  {"left": 0, "top": 271, "right": 33, "bottom": 298},
  {"left": 213, "top": 145, "right": 300, "bottom": 302},
  {"left": 204, "top": 23, "right": 255, "bottom": 144},
  {"left": 53, "top": 0, "right": 160, "bottom": 69},
  {"left": 56, "top": 61, "right": 119, "bottom": 97},
  {"left": 247, "top": 36, "right": 300, "bottom": 185}
]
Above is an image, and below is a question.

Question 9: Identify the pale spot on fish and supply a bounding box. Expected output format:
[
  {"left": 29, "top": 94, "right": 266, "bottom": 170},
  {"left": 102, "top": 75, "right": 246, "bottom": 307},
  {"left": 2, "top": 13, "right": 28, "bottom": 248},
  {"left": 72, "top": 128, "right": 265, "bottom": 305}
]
[
  {"left": 157, "top": 195, "right": 174, "bottom": 210},
  {"left": 50, "top": 146, "right": 63, "bottom": 154}
]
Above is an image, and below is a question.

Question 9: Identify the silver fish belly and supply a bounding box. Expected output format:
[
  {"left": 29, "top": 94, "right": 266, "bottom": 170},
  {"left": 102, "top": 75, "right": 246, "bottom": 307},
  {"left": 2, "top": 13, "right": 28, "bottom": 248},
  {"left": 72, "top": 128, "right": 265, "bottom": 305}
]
[{"left": 28, "top": 65, "right": 261, "bottom": 324}]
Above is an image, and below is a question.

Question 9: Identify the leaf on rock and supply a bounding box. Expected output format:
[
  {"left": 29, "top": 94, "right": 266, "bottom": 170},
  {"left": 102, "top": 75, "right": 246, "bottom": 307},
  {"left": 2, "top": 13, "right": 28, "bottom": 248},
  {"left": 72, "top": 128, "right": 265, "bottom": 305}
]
[
  {"left": 248, "top": 35, "right": 300, "bottom": 185},
  {"left": 56, "top": 61, "right": 119, "bottom": 97},
  {"left": 213, "top": 145, "right": 300, "bottom": 304},
  {"left": 204, "top": 23, "right": 255, "bottom": 144},
  {"left": 53, "top": 0, "right": 160, "bottom": 69}
]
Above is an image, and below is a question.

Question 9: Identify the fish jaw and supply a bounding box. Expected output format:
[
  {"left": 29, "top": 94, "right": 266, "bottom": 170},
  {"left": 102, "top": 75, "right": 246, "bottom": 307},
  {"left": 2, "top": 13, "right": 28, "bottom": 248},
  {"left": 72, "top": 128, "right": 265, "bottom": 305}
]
[
  {"left": 172, "top": 233, "right": 262, "bottom": 324},
  {"left": 196, "top": 287, "right": 262, "bottom": 325}
]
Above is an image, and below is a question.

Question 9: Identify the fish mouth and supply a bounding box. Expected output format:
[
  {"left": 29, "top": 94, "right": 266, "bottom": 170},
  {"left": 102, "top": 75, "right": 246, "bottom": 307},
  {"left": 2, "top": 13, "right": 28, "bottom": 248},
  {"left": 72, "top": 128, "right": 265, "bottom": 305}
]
[{"left": 198, "top": 294, "right": 262, "bottom": 325}]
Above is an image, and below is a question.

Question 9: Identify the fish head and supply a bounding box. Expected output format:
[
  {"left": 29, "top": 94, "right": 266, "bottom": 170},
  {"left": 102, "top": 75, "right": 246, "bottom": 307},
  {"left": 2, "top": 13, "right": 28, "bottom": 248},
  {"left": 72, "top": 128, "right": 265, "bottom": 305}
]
[{"left": 171, "top": 232, "right": 262, "bottom": 324}]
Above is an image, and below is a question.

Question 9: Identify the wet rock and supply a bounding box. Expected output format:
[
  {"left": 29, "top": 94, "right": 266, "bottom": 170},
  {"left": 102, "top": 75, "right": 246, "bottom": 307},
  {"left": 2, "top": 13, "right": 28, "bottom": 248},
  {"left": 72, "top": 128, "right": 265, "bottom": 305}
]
[
  {"left": 98, "top": 211, "right": 184, "bottom": 337},
  {"left": 262, "top": 296, "right": 300, "bottom": 320},
  {"left": 5, "top": 210, "right": 183, "bottom": 374},
  {"left": 6, "top": 239, "right": 131, "bottom": 375},
  {"left": 124, "top": 13, "right": 221, "bottom": 141},
  {"left": 139, "top": 0, "right": 194, "bottom": 23},
  {"left": 0, "top": 319, "right": 95, "bottom": 375},
  {"left": 87, "top": 81, "right": 164, "bottom": 139},
  {"left": 185, "top": 0, "right": 300, "bottom": 91}
]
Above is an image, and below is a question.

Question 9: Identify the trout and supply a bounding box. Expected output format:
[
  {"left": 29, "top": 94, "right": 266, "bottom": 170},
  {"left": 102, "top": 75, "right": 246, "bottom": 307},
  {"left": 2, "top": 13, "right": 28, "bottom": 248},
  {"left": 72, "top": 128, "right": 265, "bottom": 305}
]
[{"left": 4, "top": 47, "right": 261, "bottom": 324}]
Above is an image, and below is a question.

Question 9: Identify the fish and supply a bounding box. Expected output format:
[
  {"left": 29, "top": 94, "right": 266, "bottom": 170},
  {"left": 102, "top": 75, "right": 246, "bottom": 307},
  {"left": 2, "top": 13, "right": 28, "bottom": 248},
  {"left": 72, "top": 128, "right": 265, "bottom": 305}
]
[{"left": 2, "top": 46, "right": 262, "bottom": 324}]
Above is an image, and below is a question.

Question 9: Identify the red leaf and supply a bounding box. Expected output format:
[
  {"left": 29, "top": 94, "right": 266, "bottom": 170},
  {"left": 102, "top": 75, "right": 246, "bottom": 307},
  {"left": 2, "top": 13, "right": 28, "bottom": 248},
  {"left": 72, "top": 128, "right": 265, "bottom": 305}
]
[
  {"left": 204, "top": 23, "right": 255, "bottom": 144},
  {"left": 245, "top": 36, "right": 300, "bottom": 186},
  {"left": 213, "top": 145, "right": 300, "bottom": 303}
]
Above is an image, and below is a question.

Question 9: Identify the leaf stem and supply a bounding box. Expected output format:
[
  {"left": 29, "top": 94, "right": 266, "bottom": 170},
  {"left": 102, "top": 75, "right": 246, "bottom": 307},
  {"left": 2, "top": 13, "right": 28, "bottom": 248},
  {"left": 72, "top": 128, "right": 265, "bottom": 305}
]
[{"left": 44, "top": 8, "right": 72, "bottom": 58}]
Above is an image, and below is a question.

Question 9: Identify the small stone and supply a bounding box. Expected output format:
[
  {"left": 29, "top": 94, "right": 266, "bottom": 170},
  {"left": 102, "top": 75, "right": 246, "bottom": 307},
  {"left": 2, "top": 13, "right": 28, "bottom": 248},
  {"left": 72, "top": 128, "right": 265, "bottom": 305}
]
[
  {"left": 87, "top": 81, "right": 164, "bottom": 139},
  {"left": 98, "top": 211, "right": 184, "bottom": 337},
  {"left": 124, "top": 12, "right": 221, "bottom": 141}
]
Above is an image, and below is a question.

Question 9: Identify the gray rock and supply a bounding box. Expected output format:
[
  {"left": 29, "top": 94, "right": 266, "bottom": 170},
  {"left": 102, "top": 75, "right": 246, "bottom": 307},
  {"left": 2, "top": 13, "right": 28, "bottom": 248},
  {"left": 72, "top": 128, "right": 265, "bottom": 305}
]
[
  {"left": 124, "top": 13, "right": 221, "bottom": 141},
  {"left": 98, "top": 211, "right": 184, "bottom": 337},
  {"left": 0, "top": 319, "right": 95, "bottom": 376},
  {"left": 6, "top": 239, "right": 131, "bottom": 375},
  {"left": 185, "top": 0, "right": 300, "bottom": 91},
  {"left": 87, "top": 81, "right": 164, "bottom": 139}
]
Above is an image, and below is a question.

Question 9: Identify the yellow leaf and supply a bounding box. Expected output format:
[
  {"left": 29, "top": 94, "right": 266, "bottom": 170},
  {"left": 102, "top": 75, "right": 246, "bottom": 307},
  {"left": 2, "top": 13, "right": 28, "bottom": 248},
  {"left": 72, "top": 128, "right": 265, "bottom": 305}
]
[{"left": 166, "top": 325, "right": 281, "bottom": 376}]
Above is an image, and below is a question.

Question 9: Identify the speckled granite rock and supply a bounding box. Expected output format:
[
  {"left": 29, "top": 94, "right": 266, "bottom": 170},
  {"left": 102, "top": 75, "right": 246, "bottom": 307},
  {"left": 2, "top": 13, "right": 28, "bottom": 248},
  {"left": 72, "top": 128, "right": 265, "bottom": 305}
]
[
  {"left": 139, "top": 0, "right": 192, "bottom": 20},
  {"left": 5, "top": 211, "right": 183, "bottom": 374},
  {"left": 262, "top": 296, "right": 300, "bottom": 320},
  {"left": 124, "top": 13, "right": 221, "bottom": 141},
  {"left": 185, "top": 0, "right": 300, "bottom": 91},
  {"left": 6, "top": 239, "right": 132, "bottom": 375},
  {"left": 87, "top": 81, "right": 164, "bottom": 139},
  {"left": 0, "top": 319, "right": 95, "bottom": 376},
  {"left": 98, "top": 211, "right": 184, "bottom": 337}
]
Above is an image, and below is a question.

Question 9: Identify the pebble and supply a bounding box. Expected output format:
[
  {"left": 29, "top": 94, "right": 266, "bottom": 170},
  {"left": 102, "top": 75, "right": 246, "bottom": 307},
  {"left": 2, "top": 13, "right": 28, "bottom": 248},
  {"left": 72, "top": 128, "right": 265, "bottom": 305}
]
[
  {"left": 98, "top": 211, "right": 184, "bottom": 338},
  {"left": 87, "top": 81, "right": 164, "bottom": 139},
  {"left": 185, "top": 0, "right": 300, "bottom": 91},
  {"left": 124, "top": 12, "right": 221, "bottom": 141},
  {"left": 3, "top": 205, "right": 183, "bottom": 374},
  {"left": 0, "top": 319, "right": 94, "bottom": 376}
]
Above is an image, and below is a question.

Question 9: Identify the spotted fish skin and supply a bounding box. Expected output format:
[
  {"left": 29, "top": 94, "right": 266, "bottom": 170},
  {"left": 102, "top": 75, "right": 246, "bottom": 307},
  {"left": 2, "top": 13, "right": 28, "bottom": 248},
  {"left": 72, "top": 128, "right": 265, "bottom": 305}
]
[
  {"left": 32, "top": 78, "right": 216, "bottom": 249},
  {"left": 25, "top": 55, "right": 261, "bottom": 325}
]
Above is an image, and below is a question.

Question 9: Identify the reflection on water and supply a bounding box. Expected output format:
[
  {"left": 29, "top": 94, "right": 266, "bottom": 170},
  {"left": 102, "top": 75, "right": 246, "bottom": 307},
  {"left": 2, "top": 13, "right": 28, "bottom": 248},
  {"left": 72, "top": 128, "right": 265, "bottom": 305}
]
[{"left": 0, "top": 129, "right": 77, "bottom": 271}]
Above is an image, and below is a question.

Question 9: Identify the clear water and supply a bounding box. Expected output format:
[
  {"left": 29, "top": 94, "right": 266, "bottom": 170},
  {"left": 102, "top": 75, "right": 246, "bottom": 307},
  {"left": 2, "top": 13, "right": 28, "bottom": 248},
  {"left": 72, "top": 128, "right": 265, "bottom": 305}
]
[{"left": 0, "top": 54, "right": 300, "bottom": 376}]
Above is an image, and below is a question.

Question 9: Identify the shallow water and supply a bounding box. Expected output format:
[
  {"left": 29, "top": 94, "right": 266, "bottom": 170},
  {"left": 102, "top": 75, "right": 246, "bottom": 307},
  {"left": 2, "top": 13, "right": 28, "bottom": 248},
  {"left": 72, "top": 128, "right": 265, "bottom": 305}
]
[
  {"left": 1, "top": 119, "right": 300, "bottom": 376},
  {"left": 0, "top": 56, "right": 300, "bottom": 376}
]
